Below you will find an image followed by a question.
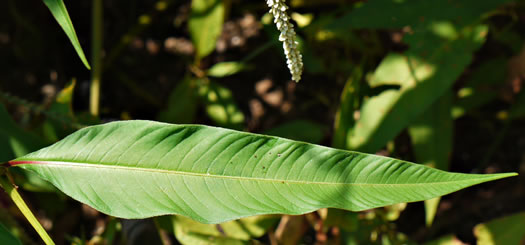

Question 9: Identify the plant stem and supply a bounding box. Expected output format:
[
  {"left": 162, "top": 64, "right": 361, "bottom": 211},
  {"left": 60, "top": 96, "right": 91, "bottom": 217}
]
[
  {"left": 90, "top": 0, "right": 103, "bottom": 116},
  {"left": 0, "top": 170, "right": 55, "bottom": 245}
]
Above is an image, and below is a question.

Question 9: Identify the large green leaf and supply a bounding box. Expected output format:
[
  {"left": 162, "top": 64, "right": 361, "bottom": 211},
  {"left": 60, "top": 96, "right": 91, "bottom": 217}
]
[
  {"left": 189, "top": 0, "right": 224, "bottom": 59},
  {"left": 10, "top": 120, "right": 515, "bottom": 224},
  {"left": 42, "top": 0, "right": 91, "bottom": 69}
]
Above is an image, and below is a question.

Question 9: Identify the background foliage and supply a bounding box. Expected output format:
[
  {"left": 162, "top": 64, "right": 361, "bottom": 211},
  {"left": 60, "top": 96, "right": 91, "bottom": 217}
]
[{"left": 1, "top": 0, "right": 525, "bottom": 244}]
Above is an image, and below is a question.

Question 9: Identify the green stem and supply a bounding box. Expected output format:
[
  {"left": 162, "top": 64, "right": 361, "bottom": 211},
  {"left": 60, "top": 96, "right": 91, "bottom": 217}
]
[
  {"left": 90, "top": 0, "right": 103, "bottom": 116},
  {"left": 0, "top": 170, "right": 55, "bottom": 245}
]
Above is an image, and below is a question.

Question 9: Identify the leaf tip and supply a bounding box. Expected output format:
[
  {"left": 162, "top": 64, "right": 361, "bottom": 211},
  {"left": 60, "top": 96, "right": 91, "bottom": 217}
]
[{"left": 486, "top": 172, "right": 518, "bottom": 181}]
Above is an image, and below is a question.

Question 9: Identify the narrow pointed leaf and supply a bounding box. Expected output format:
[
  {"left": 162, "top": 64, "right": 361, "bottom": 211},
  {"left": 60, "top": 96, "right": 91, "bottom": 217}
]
[
  {"left": 43, "top": 0, "right": 91, "bottom": 69},
  {"left": 10, "top": 121, "right": 516, "bottom": 224}
]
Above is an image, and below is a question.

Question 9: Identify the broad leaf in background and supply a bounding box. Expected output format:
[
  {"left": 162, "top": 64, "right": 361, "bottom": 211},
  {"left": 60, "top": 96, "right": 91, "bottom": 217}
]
[
  {"left": 333, "top": 67, "right": 363, "bottom": 149},
  {"left": 207, "top": 62, "right": 247, "bottom": 78},
  {"left": 335, "top": 209, "right": 414, "bottom": 245},
  {"left": 328, "top": 0, "right": 514, "bottom": 30},
  {"left": 474, "top": 212, "right": 525, "bottom": 245},
  {"left": 198, "top": 81, "right": 245, "bottom": 130},
  {"left": 173, "top": 215, "right": 270, "bottom": 245},
  {"left": 0, "top": 104, "right": 55, "bottom": 192},
  {"left": 408, "top": 92, "right": 453, "bottom": 226},
  {"left": 264, "top": 120, "right": 325, "bottom": 144},
  {"left": 0, "top": 104, "right": 47, "bottom": 158},
  {"left": 189, "top": 0, "right": 224, "bottom": 59},
  {"left": 158, "top": 77, "right": 199, "bottom": 124},
  {"left": 0, "top": 134, "right": 15, "bottom": 163},
  {"left": 423, "top": 234, "right": 463, "bottom": 245},
  {"left": 327, "top": 0, "right": 510, "bottom": 153},
  {"left": 10, "top": 120, "right": 515, "bottom": 223},
  {"left": 174, "top": 225, "right": 254, "bottom": 245},
  {"left": 348, "top": 24, "right": 487, "bottom": 153},
  {"left": 42, "top": 0, "right": 91, "bottom": 69},
  {"left": 452, "top": 59, "right": 506, "bottom": 119},
  {"left": 0, "top": 223, "right": 22, "bottom": 245}
]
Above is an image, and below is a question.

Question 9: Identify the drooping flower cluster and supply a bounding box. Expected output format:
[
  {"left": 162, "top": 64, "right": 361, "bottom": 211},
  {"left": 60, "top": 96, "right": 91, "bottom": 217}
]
[{"left": 266, "top": 0, "right": 303, "bottom": 82}]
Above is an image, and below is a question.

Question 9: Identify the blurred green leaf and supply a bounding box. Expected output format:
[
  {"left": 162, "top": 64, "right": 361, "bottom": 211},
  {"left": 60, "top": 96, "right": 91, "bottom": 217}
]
[
  {"left": 264, "top": 120, "right": 325, "bottom": 144},
  {"left": 0, "top": 104, "right": 55, "bottom": 192},
  {"left": 208, "top": 62, "right": 246, "bottom": 78},
  {"left": 408, "top": 92, "right": 453, "bottom": 226},
  {"left": 198, "top": 81, "right": 245, "bottom": 130},
  {"left": 329, "top": 0, "right": 511, "bottom": 152},
  {"left": 368, "top": 54, "right": 435, "bottom": 88},
  {"left": 384, "top": 202, "right": 407, "bottom": 221},
  {"left": 42, "top": 0, "right": 91, "bottom": 69},
  {"left": 0, "top": 104, "right": 47, "bottom": 158},
  {"left": 189, "top": 0, "right": 224, "bottom": 59},
  {"left": 474, "top": 212, "right": 525, "bottom": 245},
  {"left": 158, "top": 77, "right": 199, "bottom": 124},
  {"left": 173, "top": 215, "right": 259, "bottom": 245},
  {"left": 0, "top": 222, "right": 22, "bottom": 245},
  {"left": 324, "top": 209, "right": 359, "bottom": 232},
  {"left": 408, "top": 92, "right": 453, "bottom": 174},
  {"left": 349, "top": 24, "right": 488, "bottom": 153},
  {"left": 328, "top": 0, "right": 513, "bottom": 30},
  {"left": 237, "top": 215, "right": 280, "bottom": 238},
  {"left": 333, "top": 67, "right": 363, "bottom": 149},
  {"left": 423, "top": 234, "right": 462, "bottom": 245},
  {"left": 0, "top": 134, "right": 15, "bottom": 163},
  {"left": 452, "top": 58, "right": 506, "bottom": 119}
]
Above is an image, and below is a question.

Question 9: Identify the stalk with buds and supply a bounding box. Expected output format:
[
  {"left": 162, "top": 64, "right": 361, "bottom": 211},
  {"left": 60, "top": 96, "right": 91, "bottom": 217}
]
[{"left": 266, "top": 0, "right": 304, "bottom": 82}]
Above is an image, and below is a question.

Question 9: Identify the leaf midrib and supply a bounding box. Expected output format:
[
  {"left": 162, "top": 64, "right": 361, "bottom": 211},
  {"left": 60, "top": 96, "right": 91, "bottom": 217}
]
[{"left": 12, "top": 160, "right": 512, "bottom": 187}]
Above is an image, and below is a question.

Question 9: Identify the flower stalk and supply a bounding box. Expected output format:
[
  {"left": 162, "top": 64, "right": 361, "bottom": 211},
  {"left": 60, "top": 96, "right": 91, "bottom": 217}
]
[{"left": 266, "top": 0, "right": 303, "bottom": 82}]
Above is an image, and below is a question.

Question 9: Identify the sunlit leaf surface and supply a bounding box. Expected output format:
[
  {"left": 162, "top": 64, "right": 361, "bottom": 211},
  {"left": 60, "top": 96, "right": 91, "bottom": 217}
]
[{"left": 11, "top": 121, "right": 515, "bottom": 224}]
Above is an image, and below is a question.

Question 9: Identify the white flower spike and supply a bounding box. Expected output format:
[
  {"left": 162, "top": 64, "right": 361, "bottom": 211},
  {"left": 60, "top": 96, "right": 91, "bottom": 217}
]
[{"left": 266, "top": 0, "right": 304, "bottom": 82}]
